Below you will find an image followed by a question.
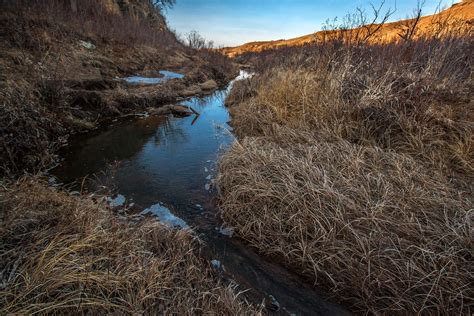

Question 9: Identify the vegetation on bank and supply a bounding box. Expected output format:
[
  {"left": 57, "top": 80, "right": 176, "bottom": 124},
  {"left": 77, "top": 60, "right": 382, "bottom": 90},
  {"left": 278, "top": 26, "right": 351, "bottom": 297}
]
[
  {"left": 0, "top": 179, "right": 258, "bottom": 314},
  {"left": 219, "top": 9, "right": 473, "bottom": 314}
]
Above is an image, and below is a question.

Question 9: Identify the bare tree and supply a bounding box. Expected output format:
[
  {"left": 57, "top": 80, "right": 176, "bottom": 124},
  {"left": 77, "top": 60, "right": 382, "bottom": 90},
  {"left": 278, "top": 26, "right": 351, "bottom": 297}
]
[
  {"left": 186, "top": 30, "right": 206, "bottom": 49},
  {"left": 398, "top": 0, "right": 426, "bottom": 41}
]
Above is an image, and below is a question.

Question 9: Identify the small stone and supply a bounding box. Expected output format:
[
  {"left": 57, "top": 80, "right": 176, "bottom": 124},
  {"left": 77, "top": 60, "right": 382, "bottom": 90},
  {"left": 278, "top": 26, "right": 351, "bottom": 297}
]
[
  {"left": 266, "top": 295, "right": 280, "bottom": 312},
  {"left": 79, "top": 40, "right": 96, "bottom": 50},
  {"left": 219, "top": 227, "right": 235, "bottom": 237},
  {"left": 200, "top": 80, "right": 218, "bottom": 91}
]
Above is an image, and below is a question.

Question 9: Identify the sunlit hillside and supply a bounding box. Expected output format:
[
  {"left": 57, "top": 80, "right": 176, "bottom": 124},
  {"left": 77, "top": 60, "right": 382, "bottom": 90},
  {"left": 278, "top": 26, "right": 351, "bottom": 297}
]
[{"left": 222, "top": 0, "right": 474, "bottom": 57}]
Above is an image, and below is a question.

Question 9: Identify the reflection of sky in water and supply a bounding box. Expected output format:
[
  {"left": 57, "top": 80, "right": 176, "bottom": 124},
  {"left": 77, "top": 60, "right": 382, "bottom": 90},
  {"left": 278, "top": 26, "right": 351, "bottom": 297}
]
[
  {"left": 122, "top": 70, "right": 185, "bottom": 85},
  {"left": 53, "top": 84, "right": 239, "bottom": 226}
]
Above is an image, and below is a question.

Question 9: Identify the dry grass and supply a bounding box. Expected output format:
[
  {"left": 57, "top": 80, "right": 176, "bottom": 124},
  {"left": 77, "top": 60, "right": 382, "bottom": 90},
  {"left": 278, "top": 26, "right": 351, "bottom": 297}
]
[
  {"left": 218, "top": 134, "right": 472, "bottom": 314},
  {"left": 0, "top": 81, "right": 66, "bottom": 175},
  {"left": 0, "top": 179, "right": 258, "bottom": 314},
  {"left": 219, "top": 26, "right": 474, "bottom": 314},
  {"left": 227, "top": 38, "right": 474, "bottom": 177}
]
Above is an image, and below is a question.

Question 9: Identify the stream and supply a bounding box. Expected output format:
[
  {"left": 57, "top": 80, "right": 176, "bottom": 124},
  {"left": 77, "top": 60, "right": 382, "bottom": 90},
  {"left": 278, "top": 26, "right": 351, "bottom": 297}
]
[{"left": 51, "top": 71, "right": 348, "bottom": 315}]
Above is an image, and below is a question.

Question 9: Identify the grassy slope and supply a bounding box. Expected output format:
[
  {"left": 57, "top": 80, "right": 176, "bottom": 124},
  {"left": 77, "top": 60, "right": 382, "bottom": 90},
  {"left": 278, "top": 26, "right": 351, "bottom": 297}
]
[{"left": 218, "top": 20, "right": 473, "bottom": 314}]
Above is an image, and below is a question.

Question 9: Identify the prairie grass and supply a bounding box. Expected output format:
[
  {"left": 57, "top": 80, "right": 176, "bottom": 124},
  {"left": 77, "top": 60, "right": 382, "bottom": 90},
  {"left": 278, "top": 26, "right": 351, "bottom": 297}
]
[
  {"left": 218, "top": 19, "right": 473, "bottom": 314},
  {"left": 0, "top": 179, "right": 258, "bottom": 314}
]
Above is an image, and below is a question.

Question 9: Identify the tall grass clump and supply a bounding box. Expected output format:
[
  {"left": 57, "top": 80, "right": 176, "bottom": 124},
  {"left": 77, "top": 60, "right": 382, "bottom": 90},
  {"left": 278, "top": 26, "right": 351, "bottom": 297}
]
[
  {"left": 218, "top": 135, "right": 472, "bottom": 313},
  {"left": 228, "top": 35, "right": 473, "bottom": 177},
  {"left": 0, "top": 179, "right": 258, "bottom": 314},
  {"left": 219, "top": 9, "right": 473, "bottom": 314}
]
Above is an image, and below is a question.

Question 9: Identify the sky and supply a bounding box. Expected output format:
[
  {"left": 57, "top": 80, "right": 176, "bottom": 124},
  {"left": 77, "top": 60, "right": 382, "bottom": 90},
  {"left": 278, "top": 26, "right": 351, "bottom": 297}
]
[{"left": 165, "top": 0, "right": 460, "bottom": 47}]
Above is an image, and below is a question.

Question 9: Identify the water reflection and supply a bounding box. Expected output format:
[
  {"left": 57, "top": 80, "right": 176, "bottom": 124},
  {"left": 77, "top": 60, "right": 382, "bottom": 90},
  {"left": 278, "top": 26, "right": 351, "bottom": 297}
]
[
  {"left": 121, "top": 70, "right": 185, "bottom": 85},
  {"left": 53, "top": 90, "right": 234, "bottom": 214}
]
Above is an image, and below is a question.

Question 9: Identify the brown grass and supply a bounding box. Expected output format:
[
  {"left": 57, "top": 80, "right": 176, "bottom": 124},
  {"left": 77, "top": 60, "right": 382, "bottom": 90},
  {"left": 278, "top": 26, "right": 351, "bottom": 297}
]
[
  {"left": 218, "top": 134, "right": 472, "bottom": 313},
  {"left": 219, "top": 23, "right": 473, "bottom": 314},
  {"left": 227, "top": 38, "right": 474, "bottom": 177},
  {"left": 0, "top": 179, "right": 258, "bottom": 314}
]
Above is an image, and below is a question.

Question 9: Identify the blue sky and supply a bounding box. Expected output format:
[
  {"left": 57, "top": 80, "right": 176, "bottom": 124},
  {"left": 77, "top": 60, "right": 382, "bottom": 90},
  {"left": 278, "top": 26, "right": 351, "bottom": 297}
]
[{"left": 165, "top": 0, "right": 459, "bottom": 47}]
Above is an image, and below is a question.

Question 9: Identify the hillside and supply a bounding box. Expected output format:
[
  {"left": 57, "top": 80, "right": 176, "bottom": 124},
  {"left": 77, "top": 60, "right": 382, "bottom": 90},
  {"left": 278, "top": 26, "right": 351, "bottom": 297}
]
[{"left": 222, "top": 0, "right": 474, "bottom": 57}]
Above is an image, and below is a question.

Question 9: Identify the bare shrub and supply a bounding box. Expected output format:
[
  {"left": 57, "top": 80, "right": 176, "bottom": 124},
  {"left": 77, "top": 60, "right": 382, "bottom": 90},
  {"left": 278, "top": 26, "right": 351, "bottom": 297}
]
[
  {"left": 0, "top": 179, "right": 257, "bottom": 314},
  {"left": 0, "top": 81, "right": 66, "bottom": 176}
]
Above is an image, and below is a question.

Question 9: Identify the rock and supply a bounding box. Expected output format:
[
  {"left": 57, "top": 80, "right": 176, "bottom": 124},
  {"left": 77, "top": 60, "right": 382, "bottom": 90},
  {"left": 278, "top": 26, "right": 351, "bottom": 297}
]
[
  {"left": 266, "top": 295, "right": 280, "bottom": 312},
  {"left": 171, "top": 105, "right": 193, "bottom": 116},
  {"left": 218, "top": 226, "right": 234, "bottom": 237},
  {"left": 211, "top": 259, "right": 223, "bottom": 270},
  {"left": 181, "top": 85, "right": 201, "bottom": 97},
  {"left": 199, "top": 79, "right": 217, "bottom": 91},
  {"left": 79, "top": 40, "right": 96, "bottom": 50}
]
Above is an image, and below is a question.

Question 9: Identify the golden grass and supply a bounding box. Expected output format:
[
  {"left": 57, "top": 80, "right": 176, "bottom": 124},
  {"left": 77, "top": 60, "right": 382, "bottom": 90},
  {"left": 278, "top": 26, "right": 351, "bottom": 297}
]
[
  {"left": 227, "top": 64, "right": 473, "bottom": 177},
  {"left": 0, "top": 179, "right": 258, "bottom": 314},
  {"left": 218, "top": 134, "right": 472, "bottom": 313},
  {"left": 219, "top": 35, "right": 473, "bottom": 313}
]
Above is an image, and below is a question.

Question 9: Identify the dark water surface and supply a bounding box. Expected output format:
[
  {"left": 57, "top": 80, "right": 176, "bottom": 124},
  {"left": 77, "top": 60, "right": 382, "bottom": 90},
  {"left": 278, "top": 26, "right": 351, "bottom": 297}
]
[{"left": 52, "top": 72, "right": 347, "bottom": 315}]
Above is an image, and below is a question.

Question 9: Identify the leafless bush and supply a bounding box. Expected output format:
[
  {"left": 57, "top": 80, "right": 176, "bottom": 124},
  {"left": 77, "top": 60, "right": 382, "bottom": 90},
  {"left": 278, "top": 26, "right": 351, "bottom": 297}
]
[{"left": 0, "top": 81, "right": 66, "bottom": 176}]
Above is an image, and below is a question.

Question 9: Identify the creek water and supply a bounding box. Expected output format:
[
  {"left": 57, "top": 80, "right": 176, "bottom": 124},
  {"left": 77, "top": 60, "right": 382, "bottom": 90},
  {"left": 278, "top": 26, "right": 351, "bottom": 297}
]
[{"left": 52, "top": 71, "right": 347, "bottom": 315}]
